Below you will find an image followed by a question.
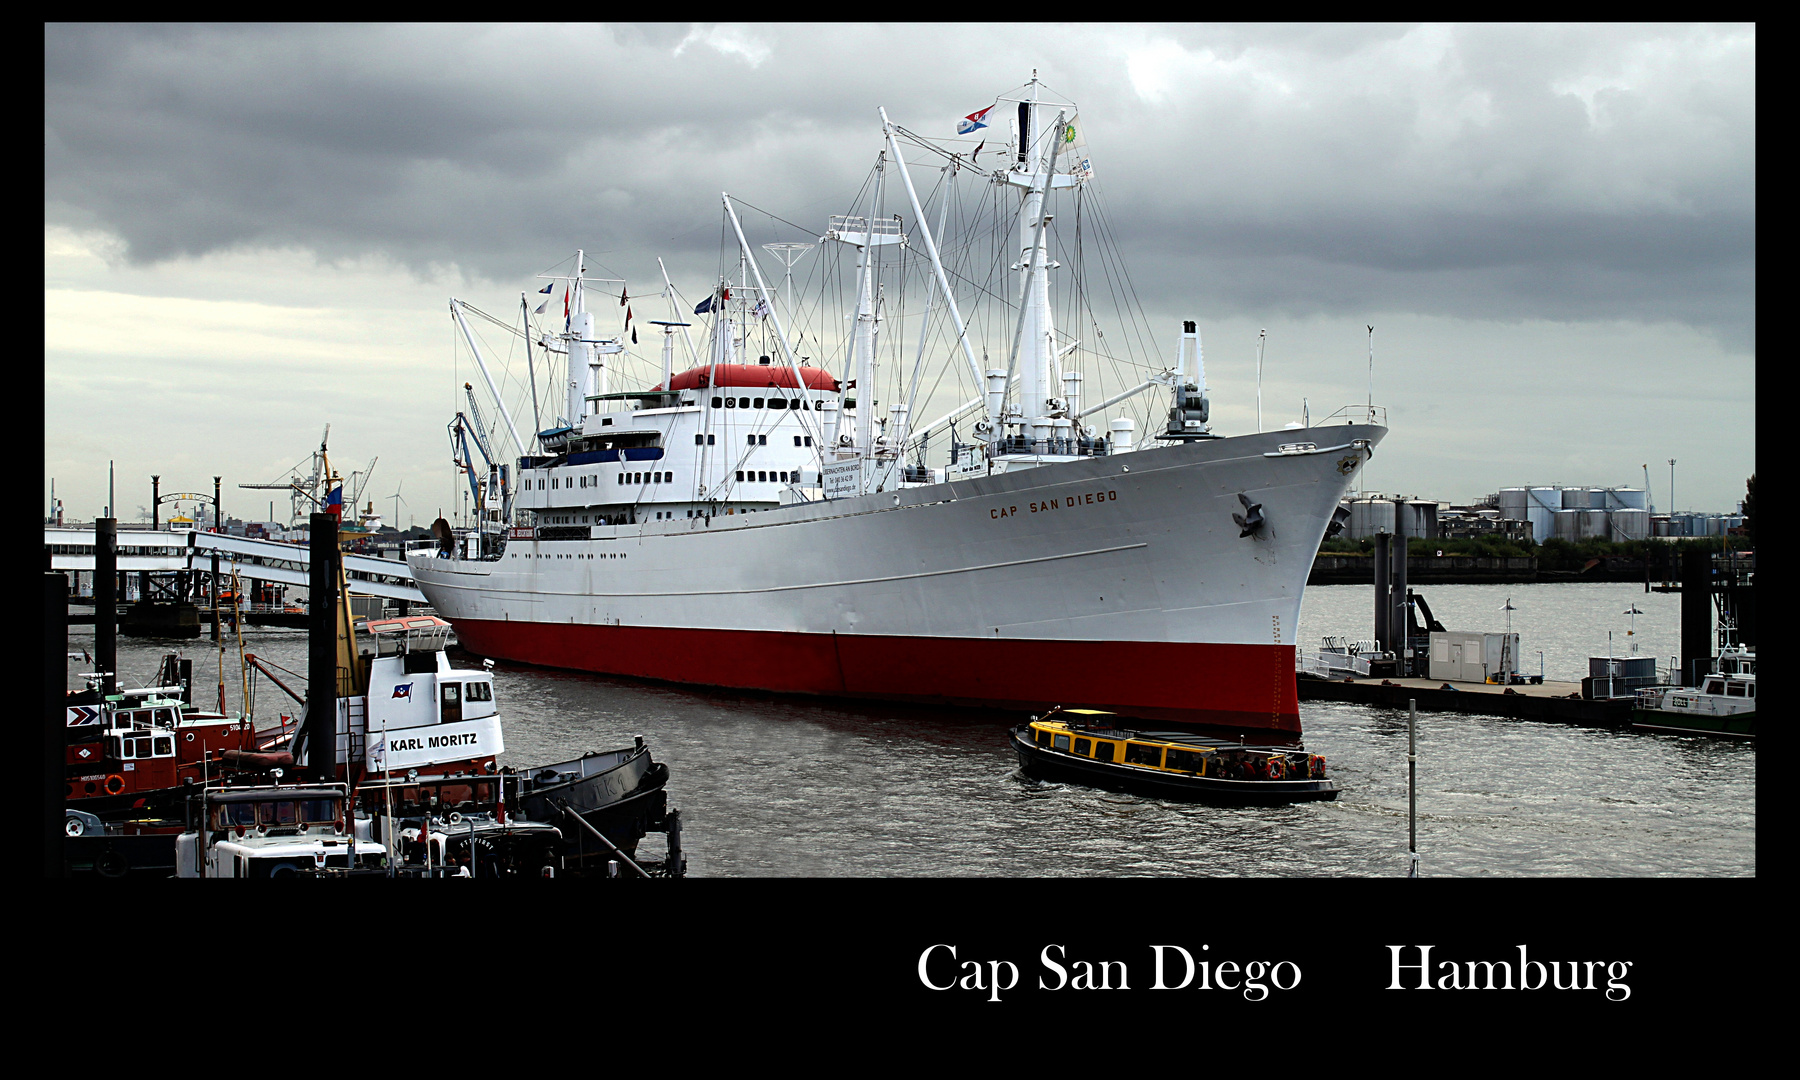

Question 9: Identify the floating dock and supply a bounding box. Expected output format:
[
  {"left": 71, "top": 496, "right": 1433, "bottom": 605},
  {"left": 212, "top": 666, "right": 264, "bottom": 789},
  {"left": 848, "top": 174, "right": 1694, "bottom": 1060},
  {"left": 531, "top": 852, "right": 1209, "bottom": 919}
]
[{"left": 1297, "top": 675, "right": 1632, "bottom": 727}]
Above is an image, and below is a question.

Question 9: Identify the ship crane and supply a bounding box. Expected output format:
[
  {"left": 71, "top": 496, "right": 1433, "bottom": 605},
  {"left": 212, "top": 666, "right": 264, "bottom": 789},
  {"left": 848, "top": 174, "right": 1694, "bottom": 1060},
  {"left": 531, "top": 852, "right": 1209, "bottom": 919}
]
[{"left": 447, "top": 395, "right": 513, "bottom": 534}]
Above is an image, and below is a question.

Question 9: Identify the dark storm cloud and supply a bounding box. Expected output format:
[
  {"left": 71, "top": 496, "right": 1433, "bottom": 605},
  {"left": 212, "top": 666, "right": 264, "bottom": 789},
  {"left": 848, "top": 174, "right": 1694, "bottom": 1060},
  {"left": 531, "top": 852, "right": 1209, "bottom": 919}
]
[{"left": 45, "top": 23, "right": 1754, "bottom": 347}]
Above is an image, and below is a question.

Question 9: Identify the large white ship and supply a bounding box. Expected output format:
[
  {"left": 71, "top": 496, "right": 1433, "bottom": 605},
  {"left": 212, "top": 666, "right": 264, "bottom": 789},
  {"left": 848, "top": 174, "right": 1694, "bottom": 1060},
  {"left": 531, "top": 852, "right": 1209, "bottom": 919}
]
[{"left": 410, "top": 77, "right": 1384, "bottom": 734}]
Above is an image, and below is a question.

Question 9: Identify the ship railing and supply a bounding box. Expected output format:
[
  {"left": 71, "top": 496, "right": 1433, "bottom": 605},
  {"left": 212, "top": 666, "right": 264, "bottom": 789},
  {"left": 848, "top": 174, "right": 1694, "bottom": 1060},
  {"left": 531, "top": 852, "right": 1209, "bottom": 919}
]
[
  {"left": 1297, "top": 648, "right": 1371, "bottom": 679},
  {"left": 1310, "top": 404, "right": 1387, "bottom": 428}
]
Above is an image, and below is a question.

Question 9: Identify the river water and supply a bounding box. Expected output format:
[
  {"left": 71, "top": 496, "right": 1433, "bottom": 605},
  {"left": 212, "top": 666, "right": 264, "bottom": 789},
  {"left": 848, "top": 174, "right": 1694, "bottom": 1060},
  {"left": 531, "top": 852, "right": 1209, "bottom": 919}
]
[{"left": 67, "top": 581, "right": 1753, "bottom": 877}]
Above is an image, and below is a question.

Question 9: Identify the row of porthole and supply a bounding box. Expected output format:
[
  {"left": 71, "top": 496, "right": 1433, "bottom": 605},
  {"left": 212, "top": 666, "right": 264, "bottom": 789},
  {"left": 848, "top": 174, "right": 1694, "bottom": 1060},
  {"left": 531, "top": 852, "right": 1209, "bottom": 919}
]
[{"left": 712, "top": 396, "right": 813, "bottom": 410}]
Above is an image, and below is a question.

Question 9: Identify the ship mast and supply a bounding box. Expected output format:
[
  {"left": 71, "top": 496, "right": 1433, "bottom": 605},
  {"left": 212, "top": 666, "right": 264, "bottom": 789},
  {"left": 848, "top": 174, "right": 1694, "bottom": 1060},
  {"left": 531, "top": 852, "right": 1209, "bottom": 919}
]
[
  {"left": 565, "top": 249, "right": 592, "bottom": 425},
  {"left": 997, "top": 74, "right": 1079, "bottom": 460}
]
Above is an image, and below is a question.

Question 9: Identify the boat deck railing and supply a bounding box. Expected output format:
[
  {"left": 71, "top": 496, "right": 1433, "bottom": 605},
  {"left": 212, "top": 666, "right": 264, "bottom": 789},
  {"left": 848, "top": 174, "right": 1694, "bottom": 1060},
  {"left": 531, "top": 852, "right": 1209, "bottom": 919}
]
[
  {"left": 1310, "top": 404, "right": 1387, "bottom": 428},
  {"left": 1296, "top": 648, "right": 1371, "bottom": 679}
]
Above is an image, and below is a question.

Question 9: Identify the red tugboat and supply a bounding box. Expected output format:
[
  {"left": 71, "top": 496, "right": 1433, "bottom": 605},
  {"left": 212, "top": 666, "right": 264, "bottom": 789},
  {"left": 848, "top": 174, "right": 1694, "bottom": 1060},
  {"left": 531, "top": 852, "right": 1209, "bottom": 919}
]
[{"left": 63, "top": 661, "right": 255, "bottom": 819}]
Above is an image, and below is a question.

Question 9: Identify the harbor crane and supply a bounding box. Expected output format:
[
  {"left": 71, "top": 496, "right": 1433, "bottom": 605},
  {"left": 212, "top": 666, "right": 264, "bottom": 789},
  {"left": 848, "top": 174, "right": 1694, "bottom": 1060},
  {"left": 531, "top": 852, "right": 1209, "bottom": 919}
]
[{"left": 239, "top": 424, "right": 330, "bottom": 527}]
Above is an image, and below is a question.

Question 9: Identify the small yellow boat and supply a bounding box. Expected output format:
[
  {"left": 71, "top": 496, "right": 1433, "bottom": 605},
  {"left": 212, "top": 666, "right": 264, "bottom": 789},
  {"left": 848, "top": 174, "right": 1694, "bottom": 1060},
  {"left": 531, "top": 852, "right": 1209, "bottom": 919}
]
[{"left": 1010, "top": 707, "right": 1339, "bottom": 804}]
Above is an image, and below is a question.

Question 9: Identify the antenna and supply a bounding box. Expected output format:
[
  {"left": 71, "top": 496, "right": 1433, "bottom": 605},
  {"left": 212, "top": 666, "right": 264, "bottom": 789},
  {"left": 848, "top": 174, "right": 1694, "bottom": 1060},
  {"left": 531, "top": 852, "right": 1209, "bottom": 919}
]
[
  {"left": 1256, "top": 328, "right": 1266, "bottom": 433},
  {"left": 763, "top": 242, "right": 816, "bottom": 329},
  {"left": 1366, "top": 324, "right": 1375, "bottom": 421}
]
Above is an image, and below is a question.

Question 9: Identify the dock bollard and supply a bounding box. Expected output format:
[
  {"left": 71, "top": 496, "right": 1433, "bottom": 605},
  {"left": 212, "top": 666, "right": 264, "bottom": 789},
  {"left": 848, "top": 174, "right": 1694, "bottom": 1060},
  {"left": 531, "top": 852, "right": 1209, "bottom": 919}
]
[{"left": 1408, "top": 699, "right": 1419, "bottom": 878}]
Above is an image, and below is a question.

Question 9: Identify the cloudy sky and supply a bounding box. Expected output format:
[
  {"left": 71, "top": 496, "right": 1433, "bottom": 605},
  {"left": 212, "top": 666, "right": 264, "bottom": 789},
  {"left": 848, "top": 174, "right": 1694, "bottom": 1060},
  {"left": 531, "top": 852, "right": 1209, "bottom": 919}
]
[{"left": 45, "top": 23, "right": 1755, "bottom": 527}]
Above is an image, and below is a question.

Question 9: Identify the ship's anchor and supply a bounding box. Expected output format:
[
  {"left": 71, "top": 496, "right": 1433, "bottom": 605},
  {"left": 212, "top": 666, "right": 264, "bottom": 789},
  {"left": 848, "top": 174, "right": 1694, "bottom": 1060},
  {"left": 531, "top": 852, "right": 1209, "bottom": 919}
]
[{"left": 1232, "top": 493, "right": 1265, "bottom": 537}]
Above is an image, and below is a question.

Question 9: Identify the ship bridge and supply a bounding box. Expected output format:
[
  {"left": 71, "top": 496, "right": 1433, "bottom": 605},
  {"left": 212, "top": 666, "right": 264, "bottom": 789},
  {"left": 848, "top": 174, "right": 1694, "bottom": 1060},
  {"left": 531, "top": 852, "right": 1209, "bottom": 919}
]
[{"left": 44, "top": 526, "right": 425, "bottom": 604}]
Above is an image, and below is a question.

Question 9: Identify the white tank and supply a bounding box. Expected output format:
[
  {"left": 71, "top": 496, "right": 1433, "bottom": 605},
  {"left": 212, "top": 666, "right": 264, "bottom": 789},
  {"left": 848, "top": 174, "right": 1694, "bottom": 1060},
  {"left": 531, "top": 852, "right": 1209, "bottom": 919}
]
[
  {"left": 1350, "top": 498, "right": 1396, "bottom": 539},
  {"left": 1604, "top": 487, "right": 1647, "bottom": 511},
  {"left": 1526, "top": 488, "right": 1560, "bottom": 546},
  {"left": 1403, "top": 500, "right": 1438, "bottom": 540},
  {"left": 1610, "top": 508, "right": 1649, "bottom": 541}
]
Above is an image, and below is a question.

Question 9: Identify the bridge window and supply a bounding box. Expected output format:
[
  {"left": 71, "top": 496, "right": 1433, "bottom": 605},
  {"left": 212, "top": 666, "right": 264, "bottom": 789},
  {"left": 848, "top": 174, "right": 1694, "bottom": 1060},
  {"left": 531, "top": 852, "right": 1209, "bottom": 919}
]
[
  {"left": 696, "top": 434, "right": 706, "bottom": 445},
  {"left": 794, "top": 436, "right": 802, "bottom": 446},
  {"left": 804, "top": 436, "right": 813, "bottom": 447},
  {"left": 754, "top": 397, "right": 764, "bottom": 409},
  {"left": 736, "top": 471, "right": 745, "bottom": 482},
  {"left": 758, "top": 435, "right": 768, "bottom": 445}
]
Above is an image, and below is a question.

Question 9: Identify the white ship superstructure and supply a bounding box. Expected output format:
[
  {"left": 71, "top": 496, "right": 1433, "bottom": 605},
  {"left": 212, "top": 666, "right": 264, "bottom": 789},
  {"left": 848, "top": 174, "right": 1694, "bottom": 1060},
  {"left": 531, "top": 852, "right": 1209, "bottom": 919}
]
[{"left": 412, "top": 76, "right": 1386, "bottom": 733}]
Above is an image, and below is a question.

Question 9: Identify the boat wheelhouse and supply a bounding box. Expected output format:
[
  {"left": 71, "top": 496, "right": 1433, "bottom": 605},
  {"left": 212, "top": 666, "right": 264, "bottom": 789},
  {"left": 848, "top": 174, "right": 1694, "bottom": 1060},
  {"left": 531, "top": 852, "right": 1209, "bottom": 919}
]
[{"left": 175, "top": 784, "right": 386, "bottom": 878}]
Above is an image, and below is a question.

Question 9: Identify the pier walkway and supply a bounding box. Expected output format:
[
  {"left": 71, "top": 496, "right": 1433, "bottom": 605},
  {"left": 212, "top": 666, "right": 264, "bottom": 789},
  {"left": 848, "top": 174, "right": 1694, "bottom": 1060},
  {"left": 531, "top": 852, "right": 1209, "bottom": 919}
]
[
  {"left": 1298, "top": 673, "right": 1632, "bottom": 726},
  {"left": 44, "top": 526, "right": 425, "bottom": 604}
]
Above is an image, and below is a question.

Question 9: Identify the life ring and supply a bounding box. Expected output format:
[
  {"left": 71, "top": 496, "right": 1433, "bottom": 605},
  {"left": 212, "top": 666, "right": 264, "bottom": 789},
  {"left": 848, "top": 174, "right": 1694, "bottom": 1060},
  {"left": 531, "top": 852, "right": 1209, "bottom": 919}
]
[
  {"left": 104, "top": 774, "right": 126, "bottom": 796},
  {"left": 1266, "top": 757, "right": 1286, "bottom": 780}
]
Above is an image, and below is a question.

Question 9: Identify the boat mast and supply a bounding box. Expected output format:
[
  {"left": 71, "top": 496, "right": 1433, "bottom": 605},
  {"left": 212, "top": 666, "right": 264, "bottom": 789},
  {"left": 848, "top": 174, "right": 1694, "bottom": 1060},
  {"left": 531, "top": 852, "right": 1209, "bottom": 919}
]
[
  {"left": 448, "top": 299, "right": 526, "bottom": 456},
  {"left": 722, "top": 193, "right": 828, "bottom": 455},
  {"left": 565, "top": 250, "right": 592, "bottom": 426},
  {"left": 882, "top": 108, "right": 993, "bottom": 448},
  {"left": 1002, "top": 78, "right": 1069, "bottom": 454}
]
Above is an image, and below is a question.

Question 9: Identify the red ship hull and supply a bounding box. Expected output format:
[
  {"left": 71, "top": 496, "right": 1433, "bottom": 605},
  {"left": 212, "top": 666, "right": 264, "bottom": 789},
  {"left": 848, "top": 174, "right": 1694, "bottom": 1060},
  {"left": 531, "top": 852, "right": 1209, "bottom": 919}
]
[{"left": 448, "top": 618, "right": 1301, "bottom": 733}]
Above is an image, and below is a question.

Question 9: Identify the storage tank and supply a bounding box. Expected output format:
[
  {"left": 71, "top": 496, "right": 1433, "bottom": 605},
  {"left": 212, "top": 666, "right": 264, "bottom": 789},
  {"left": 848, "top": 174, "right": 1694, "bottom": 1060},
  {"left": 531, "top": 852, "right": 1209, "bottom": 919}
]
[
  {"left": 1605, "top": 488, "right": 1648, "bottom": 511},
  {"left": 1561, "top": 487, "right": 1592, "bottom": 509},
  {"left": 1350, "top": 498, "right": 1396, "bottom": 539},
  {"left": 1497, "top": 488, "right": 1529, "bottom": 521},
  {"left": 1526, "top": 488, "right": 1560, "bottom": 546},
  {"left": 1580, "top": 509, "right": 1610, "bottom": 540},
  {"left": 1610, "top": 508, "right": 1650, "bottom": 541},
  {"left": 1553, "top": 509, "right": 1583, "bottom": 541},
  {"left": 1403, "top": 500, "right": 1439, "bottom": 540}
]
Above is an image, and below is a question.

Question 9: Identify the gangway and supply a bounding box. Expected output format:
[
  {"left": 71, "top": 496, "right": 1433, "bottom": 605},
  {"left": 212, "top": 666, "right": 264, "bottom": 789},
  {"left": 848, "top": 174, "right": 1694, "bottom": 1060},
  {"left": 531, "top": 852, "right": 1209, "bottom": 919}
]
[{"left": 43, "top": 526, "right": 425, "bottom": 604}]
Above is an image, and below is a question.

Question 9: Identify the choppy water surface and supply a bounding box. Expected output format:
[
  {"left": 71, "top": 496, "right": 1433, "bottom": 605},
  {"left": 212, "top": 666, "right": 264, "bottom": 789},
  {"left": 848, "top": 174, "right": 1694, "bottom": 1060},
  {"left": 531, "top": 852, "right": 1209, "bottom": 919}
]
[{"left": 70, "top": 581, "right": 1753, "bottom": 877}]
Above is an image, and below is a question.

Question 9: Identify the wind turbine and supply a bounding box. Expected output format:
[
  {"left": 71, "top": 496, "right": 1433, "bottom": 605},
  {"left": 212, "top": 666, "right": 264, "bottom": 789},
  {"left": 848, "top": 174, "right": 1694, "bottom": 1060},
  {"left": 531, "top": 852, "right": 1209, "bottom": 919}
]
[{"left": 389, "top": 481, "right": 411, "bottom": 533}]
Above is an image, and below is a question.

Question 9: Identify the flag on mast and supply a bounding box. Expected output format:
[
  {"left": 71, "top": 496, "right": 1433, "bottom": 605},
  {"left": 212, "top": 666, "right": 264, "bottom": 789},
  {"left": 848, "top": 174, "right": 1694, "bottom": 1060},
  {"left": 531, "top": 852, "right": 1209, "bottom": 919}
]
[
  {"left": 957, "top": 105, "right": 994, "bottom": 135},
  {"left": 538, "top": 282, "right": 554, "bottom": 294}
]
